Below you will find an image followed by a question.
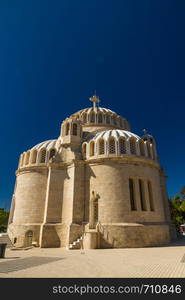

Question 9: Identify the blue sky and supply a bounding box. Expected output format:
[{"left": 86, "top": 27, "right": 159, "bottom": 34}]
[{"left": 0, "top": 0, "right": 184, "bottom": 209}]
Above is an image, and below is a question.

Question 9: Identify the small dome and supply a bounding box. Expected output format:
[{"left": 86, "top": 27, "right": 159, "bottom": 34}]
[
  {"left": 89, "top": 129, "right": 140, "bottom": 142},
  {"left": 30, "top": 139, "right": 59, "bottom": 151}
]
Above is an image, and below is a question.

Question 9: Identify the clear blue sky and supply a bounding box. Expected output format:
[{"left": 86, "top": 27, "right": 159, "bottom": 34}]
[{"left": 0, "top": 0, "right": 184, "bottom": 209}]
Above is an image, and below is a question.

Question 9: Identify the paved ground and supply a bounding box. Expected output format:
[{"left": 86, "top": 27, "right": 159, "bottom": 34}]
[{"left": 0, "top": 237, "right": 185, "bottom": 278}]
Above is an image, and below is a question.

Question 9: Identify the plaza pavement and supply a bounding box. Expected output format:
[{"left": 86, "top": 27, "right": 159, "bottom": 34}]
[{"left": 0, "top": 237, "right": 185, "bottom": 278}]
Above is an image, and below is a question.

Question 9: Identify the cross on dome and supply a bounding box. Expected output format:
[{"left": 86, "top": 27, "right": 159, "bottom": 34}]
[{"left": 89, "top": 95, "right": 100, "bottom": 108}]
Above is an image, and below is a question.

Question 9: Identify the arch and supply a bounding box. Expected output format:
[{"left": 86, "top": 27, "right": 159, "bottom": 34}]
[
  {"left": 25, "top": 152, "right": 30, "bottom": 165},
  {"left": 72, "top": 123, "right": 77, "bottom": 136},
  {"left": 49, "top": 149, "right": 56, "bottom": 159},
  {"left": 25, "top": 230, "right": 33, "bottom": 247},
  {"left": 106, "top": 114, "right": 110, "bottom": 124},
  {"left": 129, "top": 138, "right": 136, "bottom": 155},
  {"left": 90, "top": 141, "right": 95, "bottom": 156},
  {"left": 119, "top": 118, "right": 123, "bottom": 128},
  {"left": 119, "top": 138, "right": 126, "bottom": 154},
  {"left": 147, "top": 141, "right": 151, "bottom": 158},
  {"left": 90, "top": 112, "right": 95, "bottom": 123},
  {"left": 31, "top": 150, "right": 37, "bottom": 164},
  {"left": 97, "top": 113, "right": 103, "bottom": 123},
  {"left": 40, "top": 149, "right": 46, "bottom": 163},
  {"left": 65, "top": 123, "right": 70, "bottom": 135},
  {"left": 98, "top": 139, "right": 105, "bottom": 155},
  {"left": 139, "top": 140, "right": 145, "bottom": 156},
  {"left": 112, "top": 116, "right": 117, "bottom": 125},
  {"left": 109, "top": 137, "right": 116, "bottom": 154}
]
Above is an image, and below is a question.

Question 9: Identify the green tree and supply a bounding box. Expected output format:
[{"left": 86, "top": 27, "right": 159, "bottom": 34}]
[
  {"left": 0, "top": 208, "right": 9, "bottom": 232},
  {"left": 169, "top": 188, "right": 185, "bottom": 232}
]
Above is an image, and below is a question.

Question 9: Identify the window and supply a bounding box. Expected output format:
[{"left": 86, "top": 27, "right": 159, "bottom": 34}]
[
  {"left": 151, "top": 145, "right": 156, "bottom": 160},
  {"left": 72, "top": 123, "right": 77, "bottom": 136},
  {"left": 119, "top": 138, "right": 126, "bottom": 154},
  {"left": 129, "top": 178, "right": 137, "bottom": 210},
  {"left": 83, "top": 113, "right": 87, "bottom": 123},
  {"left": 65, "top": 123, "right": 70, "bottom": 135},
  {"left": 90, "top": 112, "right": 95, "bottom": 123},
  {"left": 90, "top": 142, "right": 95, "bottom": 156},
  {"left": 40, "top": 149, "right": 46, "bottom": 163},
  {"left": 99, "top": 139, "right": 105, "bottom": 155},
  {"left": 32, "top": 150, "right": 37, "bottom": 164},
  {"left": 109, "top": 138, "right": 116, "bottom": 154},
  {"left": 139, "top": 140, "right": 145, "bottom": 156},
  {"left": 130, "top": 138, "right": 136, "bottom": 155},
  {"left": 147, "top": 142, "right": 151, "bottom": 158},
  {"left": 139, "top": 179, "right": 147, "bottom": 211},
  {"left": 98, "top": 113, "right": 103, "bottom": 123},
  {"left": 113, "top": 116, "right": 117, "bottom": 125},
  {"left": 25, "top": 152, "right": 30, "bottom": 165},
  {"left": 49, "top": 149, "right": 56, "bottom": 159},
  {"left": 119, "top": 118, "right": 123, "bottom": 128},
  {"left": 82, "top": 143, "right": 87, "bottom": 158},
  {"left": 148, "top": 181, "right": 154, "bottom": 211},
  {"left": 106, "top": 115, "right": 110, "bottom": 124}
]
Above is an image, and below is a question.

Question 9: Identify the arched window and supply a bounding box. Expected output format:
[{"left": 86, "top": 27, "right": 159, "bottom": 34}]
[
  {"left": 99, "top": 139, "right": 105, "bottom": 155},
  {"left": 90, "top": 141, "right": 95, "bottom": 156},
  {"left": 130, "top": 138, "right": 136, "bottom": 155},
  {"left": 129, "top": 178, "right": 137, "bottom": 210},
  {"left": 113, "top": 116, "right": 117, "bottom": 125},
  {"left": 90, "top": 112, "right": 95, "bottom": 123},
  {"left": 65, "top": 123, "right": 70, "bottom": 135},
  {"left": 83, "top": 113, "right": 87, "bottom": 123},
  {"left": 49, "top": 149, "right": 56, "bottom": 159},
  {"left": 25, "top": 152, "right": 30, "bottom": 165},
  {"left": 98, "top": 113, "right": 103, "bottom": 123},
  {"left": 106, "top": 114, "right": 110, "bottom": 124},
  {"left": 139, "top": 179, "right": 147, "bottom": 211},
  {"left": 109, "top": 138, "right": 116, "bottom": 154},
  {"left": 72, "top": 123, "right": 77, "bottom": 136},
  {"left": 119, "top": 138, "right": 126, "bottom": 154},
  {"left": 32, "top": 150, "right": 37, "bottom": 164},
  {"left": 139, "top": 140, "right": 145, "bottom": 156},
  {"left": 147, "top": 142, "right": 151, "bottom": 158},
  {"left": 40, "top": 149, "right": 46, "bottom": 163},
  {"left": 119, "top": 118, "right": 123, "bottom": 128}
]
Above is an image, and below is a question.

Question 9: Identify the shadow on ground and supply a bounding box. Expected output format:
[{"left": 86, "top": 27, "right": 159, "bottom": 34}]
[{"left": 0, "top": 256, "right": 64, "bottom": 273}]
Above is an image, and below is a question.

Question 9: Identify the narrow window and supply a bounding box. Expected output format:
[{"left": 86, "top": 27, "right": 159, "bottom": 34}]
[
  {"left": 83, "top": 113, "right": 87, "bottom": 123},
  {"left": 65, "top": 123, "right": 70, "bottom": 135},
  {"left": 32, "top": 150, "right": 37, "bottom": 164},
  {"left": 119, "top": 138, "right": 126, "bottom": 154},
  {"left": 129, "top": 178, "right": 137, "bottom": 210},
  {"left": 119, "top": 118, "right": 123, "bottom": 128},
  {"left": 106, "top": 115, "right": 110, "bottom": 124},
  {"left": 109, "top": 138, "right": 116, "bottom": 154},
  {"left": 130, "top": 138, "right": 136, "bottom": 155},
  {"left": 139, "top": 140, "right": 145, "bottom": 156},
  {"left": 98, "top": 113, "right": 103, "bottom": 123},
  {"left": 139, "top": 179, "right": 147, "bottom": 211},
  {"left": 40, "top": 149, "right": 46, "bottom": 163},
  {"left": 90, "top": 112, "right": 95, "bottom": 123},
  {"left": 82, "top": 143, "right": 87, "bottom": 158},
  {"left": 113, "top": 116, "right": 117, "bottom": 125},
  {"left": 148, "top": 181, "right": 154, "bottom": 211},
  {"left": 49, "top": 149, "right": 56, "bottom": 159},
  {"left": 72, "top": 123, "right": 77, "bottom": 136},
  {"left": 90, "top": 142, "right": 95, "bottom": 156},
  {"left": 147, "top": 142, "right": 151, "bottom": 158},
  {"left": 99, "top": 139, "right": 105, "bottom": 155}
]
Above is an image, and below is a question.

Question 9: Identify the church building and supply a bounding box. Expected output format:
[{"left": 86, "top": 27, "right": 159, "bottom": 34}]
[{"left": 8, "top": 95, "right": 175, "bottom": 249}]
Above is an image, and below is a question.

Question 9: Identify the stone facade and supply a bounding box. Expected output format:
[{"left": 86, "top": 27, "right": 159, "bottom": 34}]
[{"left": 8, "top": 95, "right": 176, "bottom": 249}]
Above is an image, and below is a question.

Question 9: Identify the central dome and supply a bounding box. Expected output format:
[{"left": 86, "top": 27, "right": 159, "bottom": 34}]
[{"left": 68, "top": 95, "right": 130, "bottom": 131}]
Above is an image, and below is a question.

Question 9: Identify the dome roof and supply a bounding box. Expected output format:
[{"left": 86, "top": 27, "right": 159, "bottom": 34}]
[
  {"left": 30, "top": 139, "right": 59, "bottom": 151},
  {"left": 72, "top": 106, "right": 117, "bottom": 117},
  {"left": 88, "top": 129, "right": 140, "bottom": 142}
]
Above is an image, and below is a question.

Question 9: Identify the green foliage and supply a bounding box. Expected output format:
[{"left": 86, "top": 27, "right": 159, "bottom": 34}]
[
  {"left": 0, "top": 208, "right": 9, "bottom": 232},
  {"left": 169, "top": 188, "right": 185, "bottom": 232}
]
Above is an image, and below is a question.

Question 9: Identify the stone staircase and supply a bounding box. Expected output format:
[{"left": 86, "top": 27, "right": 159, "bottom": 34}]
[
  {"left": 0, "top": 233, "right": 13, "bottom": 248},
  {"left": 68, "top": 235, "right": 83, "bottom": 250}
]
